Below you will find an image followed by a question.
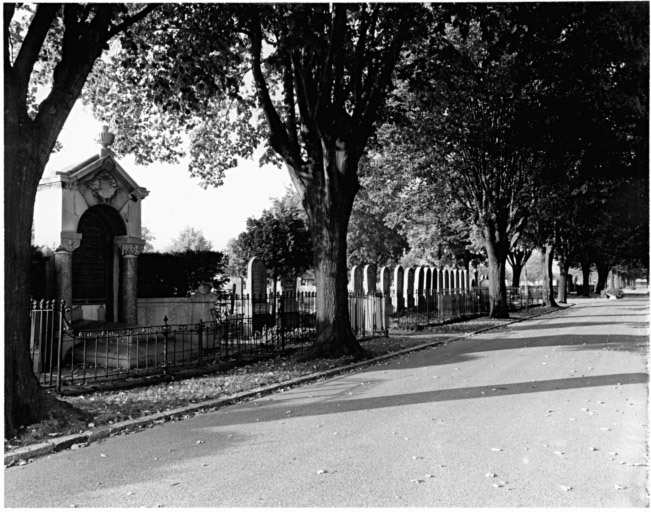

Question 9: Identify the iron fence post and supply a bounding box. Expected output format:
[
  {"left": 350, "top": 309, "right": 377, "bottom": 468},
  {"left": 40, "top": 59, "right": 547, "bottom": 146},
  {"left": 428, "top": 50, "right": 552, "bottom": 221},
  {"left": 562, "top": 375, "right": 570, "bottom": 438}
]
[
  {"left": 162, "top": 316, "right": 169, "bottom": 373},
  {"left": 197, "top": 320, "right": 204, "bottom": 365},
  {"left": 56, "top": 300, "right": 66, "bottom": 393}
]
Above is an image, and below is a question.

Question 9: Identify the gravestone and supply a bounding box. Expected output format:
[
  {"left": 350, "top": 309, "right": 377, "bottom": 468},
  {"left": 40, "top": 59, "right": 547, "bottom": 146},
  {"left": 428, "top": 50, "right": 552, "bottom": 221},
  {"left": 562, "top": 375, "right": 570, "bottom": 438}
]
[
  {"left": 392, "top": 265, "right": 404, "bottom": 312},
  {"left": 349, "top": 265, "right": 364, "bottom": 293},
  {"left": 414, "top": 267, "right": 424, "bottom": 308},
  {"left": 280, "top": 276, "right": 299, "bottom": 329},
  {"left": 246, "top": 257, "right": 272, "bottom": 332},
  {"left": 378, "top": 266, "right": 391, "bottom": 330},
  {"left": 404, "top": 267, "right": 415, "bottom": 309},
  {"left": 363, "top": 264, "right": 377, "bottom": 294}
]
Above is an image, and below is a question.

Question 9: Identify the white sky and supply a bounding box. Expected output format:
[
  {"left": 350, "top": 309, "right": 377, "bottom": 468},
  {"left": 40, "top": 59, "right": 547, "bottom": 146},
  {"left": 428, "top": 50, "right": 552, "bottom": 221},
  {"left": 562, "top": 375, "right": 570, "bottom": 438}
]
[{"left": 45, "top": 101, "right": 293, "bottom": 252}]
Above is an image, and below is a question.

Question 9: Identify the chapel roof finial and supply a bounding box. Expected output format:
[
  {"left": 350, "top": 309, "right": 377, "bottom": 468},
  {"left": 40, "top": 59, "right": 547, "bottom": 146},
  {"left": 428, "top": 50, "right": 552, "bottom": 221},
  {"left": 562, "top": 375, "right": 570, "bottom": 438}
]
[{"left": 96, "top": 125, "right": 115, "bottom": 157}]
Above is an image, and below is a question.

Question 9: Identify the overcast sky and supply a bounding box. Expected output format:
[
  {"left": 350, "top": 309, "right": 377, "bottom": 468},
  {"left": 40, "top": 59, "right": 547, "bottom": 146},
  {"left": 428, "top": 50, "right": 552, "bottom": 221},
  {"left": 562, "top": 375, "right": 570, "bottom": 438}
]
[{"left": 45, "top": 101, "right": 293, "bottom": 252}]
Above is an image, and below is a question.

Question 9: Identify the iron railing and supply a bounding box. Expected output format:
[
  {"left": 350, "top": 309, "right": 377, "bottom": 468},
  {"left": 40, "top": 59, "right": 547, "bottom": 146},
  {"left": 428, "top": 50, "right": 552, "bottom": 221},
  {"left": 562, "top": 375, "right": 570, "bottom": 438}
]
[{"left": 29, "top": 287, "right": 543, "bottom": 390}]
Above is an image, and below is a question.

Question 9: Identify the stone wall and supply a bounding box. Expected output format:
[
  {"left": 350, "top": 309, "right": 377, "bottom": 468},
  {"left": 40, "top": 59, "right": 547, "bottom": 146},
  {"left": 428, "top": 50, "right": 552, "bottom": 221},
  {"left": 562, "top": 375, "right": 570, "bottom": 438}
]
[{"left": 137, "top": 291, "right": 217, "bottom": 326}]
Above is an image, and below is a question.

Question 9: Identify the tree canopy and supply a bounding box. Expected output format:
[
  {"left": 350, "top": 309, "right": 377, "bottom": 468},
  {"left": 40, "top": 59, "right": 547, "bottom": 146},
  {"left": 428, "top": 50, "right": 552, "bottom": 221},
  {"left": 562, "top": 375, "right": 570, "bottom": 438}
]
[{"left": 226, "top": 192, "right": 312, "bottom": 286}]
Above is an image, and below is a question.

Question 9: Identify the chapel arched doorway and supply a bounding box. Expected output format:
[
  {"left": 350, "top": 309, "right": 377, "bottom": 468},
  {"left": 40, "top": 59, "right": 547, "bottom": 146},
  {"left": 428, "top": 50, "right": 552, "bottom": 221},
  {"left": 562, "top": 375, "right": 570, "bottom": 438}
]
[{"left": 72, "top": 204, "right": 127, "bottom": 321}]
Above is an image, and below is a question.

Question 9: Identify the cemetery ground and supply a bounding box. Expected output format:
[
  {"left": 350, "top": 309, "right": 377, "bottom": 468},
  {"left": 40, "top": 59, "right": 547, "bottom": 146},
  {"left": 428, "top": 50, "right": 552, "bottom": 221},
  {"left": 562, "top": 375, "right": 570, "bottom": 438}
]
[{"left": 5, "top": 292, "right": 648, "bottom": 507}]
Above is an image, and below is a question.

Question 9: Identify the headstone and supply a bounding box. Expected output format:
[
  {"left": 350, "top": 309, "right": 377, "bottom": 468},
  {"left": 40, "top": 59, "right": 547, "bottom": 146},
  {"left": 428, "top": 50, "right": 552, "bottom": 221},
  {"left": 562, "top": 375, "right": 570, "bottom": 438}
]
[
  {"left": 414, "top": 267, "right": 424, "bottom": 308},
  {"left": 246, "top": 257, "right": 271, "bottom": 332},
  {"left": 363, "top": 264, "right": 377, "bottom": 294},
  {"left": 392, "top": 265, "right": 404, "bottom": 312},
  {"left": 380, "top": 267, "right": 391, "bottom": 332},
  {"left": 404, "top": 267, "right": 415, "bottom": 309},
  {"left": 349, "top": 265, "right": 363, "bottom": 293}
]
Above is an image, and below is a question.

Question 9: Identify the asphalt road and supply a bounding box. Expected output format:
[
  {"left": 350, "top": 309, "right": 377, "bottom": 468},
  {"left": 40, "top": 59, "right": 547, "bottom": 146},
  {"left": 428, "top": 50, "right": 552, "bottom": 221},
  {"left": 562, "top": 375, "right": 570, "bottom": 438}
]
[{"left": 5, "top": 294, "right": 649, "bottom": 507}]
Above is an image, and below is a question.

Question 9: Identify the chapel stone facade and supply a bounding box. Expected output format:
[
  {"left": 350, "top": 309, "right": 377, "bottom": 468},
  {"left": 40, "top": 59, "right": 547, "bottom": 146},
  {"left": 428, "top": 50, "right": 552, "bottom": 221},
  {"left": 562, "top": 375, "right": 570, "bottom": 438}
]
[{"left": 33, "top": 126, "right": 148, "bottom": 325}]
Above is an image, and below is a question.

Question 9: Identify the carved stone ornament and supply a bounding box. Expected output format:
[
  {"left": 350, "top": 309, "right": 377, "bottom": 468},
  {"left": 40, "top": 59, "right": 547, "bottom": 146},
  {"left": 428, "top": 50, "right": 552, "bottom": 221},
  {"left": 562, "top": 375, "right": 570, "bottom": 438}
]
[
  {"left": 87, "top": 170, "right": 118, "bottom": 202},
  {"left": 115, "top": 237, "right": 145, "bottom": 257},
  {"left": 57, "top": 232, "right": 82, "bottom": 252}
]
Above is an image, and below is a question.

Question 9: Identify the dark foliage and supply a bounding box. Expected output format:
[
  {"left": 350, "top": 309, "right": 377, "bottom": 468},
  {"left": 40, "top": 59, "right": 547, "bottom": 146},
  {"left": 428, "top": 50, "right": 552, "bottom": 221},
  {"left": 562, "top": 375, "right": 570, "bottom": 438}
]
[{"left": 138, "top": 251, "right": 227, "bottom": 297}]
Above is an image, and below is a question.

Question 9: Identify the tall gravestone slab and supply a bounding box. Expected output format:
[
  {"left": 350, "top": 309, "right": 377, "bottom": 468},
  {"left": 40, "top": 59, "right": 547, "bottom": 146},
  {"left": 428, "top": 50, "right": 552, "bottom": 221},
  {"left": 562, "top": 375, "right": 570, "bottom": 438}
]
[
  {"left": 379, "top": 266, "right": 391, "bottom": 329},
  {"left": 246, "top": 257, "right": 272, "bottom": 333},
  {"left": 414, "top": 267, "right": 424, "bottom": 308},
  {"left": 363, "top": 264, "right": 378, "bottom": 332},
  {"left": 404, "top": 267, "right": 415, "bottom": 309},
  {"left": 280, "top": 276, "right": 299, "bottom": 329},
  {"left": 349, "top": 265, "right": 363, "bottom": 293},
  {"left": 392, "top": 266, "right": 404, "bottom": 313},
  {"left": 363, "top": 264, "right": 377, "bottom": 294}
]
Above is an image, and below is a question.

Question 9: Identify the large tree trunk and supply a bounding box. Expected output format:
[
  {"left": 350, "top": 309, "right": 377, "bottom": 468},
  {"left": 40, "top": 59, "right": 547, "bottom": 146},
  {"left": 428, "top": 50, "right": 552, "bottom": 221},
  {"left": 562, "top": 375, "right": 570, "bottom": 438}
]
[
  {"left": 298, "top": 159, "right": 364, "bottom": 359},
  {"left": 4, "top": 90, "right": 84, "bottom": 438},
  {"left": 556, "top": 254, "right": 569, "bottom": 304},
  {"left": 541, "top": 243, "right": 559, "bottom": 307},
  {"left": 595, "top": 263, "right": 611, "bottom": 294},
  {"left": 579, "top": 260, "right": 592, "bottom": 296},
  {"left": 484, "top": 226, "right": 509, "bottom": 319}
]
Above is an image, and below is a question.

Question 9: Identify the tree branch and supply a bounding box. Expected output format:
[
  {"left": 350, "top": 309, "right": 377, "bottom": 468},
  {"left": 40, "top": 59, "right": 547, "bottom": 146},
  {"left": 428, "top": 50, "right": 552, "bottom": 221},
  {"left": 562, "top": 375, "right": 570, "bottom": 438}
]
[
  {"left": 107, "top": 4, "right": 160, "bottom": 38},
  {"left": 13, "top": 4, "right": 60, "bottom": 87}
]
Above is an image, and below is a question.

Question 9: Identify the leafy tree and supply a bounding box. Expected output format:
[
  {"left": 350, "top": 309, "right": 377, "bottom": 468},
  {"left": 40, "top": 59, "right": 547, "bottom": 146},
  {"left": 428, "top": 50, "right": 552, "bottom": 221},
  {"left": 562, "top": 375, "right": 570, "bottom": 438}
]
[
  {"left": 228, "top": 202, "right": 312, "bottom": 294},
  {"left": 347, "top": 182, "right": 409, "bottom": 268},
  {"left": 168, "top": 226, "right": 213, "bottom": 252},
  {"left": 4, "top": 3, "right": 157, "bottom": 439},
  {"left": 86, "top": 4, "right": 432, "bottom": 357},
  {"left": 141, "top": 225, "right": 156, "bottom": 252},
  {"left": 138, "top": 250, "right": 227, "bottom": 298}
]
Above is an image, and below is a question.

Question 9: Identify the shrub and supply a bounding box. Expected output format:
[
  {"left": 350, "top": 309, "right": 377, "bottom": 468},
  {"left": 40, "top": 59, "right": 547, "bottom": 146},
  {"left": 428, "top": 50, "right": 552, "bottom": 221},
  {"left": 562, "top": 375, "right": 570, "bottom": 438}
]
[{"left": 138, "top": 250, "right": 227, "bottom": 297}]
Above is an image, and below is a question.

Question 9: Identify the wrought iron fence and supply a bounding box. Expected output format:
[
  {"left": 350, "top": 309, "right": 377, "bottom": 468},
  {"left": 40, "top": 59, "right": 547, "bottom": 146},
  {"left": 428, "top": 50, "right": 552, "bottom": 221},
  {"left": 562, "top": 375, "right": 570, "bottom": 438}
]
[
  {"left": 29, "top": 287, "right": 543, "bottom": 390},
  {"left": 389, "top": 286, "right": 545, "bottom": 330}
]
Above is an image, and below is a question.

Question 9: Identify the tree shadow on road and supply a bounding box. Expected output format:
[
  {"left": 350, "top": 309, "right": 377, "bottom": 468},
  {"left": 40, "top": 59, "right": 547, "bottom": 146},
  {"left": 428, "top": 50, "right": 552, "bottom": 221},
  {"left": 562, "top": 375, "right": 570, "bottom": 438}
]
[{"left": 203, "top": 371, "right": 647, "bottom": 428}]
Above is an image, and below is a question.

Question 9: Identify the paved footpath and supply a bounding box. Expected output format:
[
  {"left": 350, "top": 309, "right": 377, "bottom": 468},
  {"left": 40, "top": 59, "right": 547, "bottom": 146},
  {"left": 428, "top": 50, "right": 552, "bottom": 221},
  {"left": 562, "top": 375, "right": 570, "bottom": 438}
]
[{"left": 5, "top": 293, "right": 649, "bottom": 507}]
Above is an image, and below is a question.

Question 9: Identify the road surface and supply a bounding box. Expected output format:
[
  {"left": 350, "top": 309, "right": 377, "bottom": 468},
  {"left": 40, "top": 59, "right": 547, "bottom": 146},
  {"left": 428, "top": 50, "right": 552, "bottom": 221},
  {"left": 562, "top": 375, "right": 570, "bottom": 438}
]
[{"left": 5, "top": 293, "right": 649, "bottom": 507}]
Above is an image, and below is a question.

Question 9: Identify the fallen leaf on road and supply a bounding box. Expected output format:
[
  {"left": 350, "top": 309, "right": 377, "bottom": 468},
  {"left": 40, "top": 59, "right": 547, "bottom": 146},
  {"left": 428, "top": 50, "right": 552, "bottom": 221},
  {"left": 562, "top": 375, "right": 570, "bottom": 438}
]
[
  {"left": 196, "top": 440, "right": 205, "bottom": 444},
  {"left": 411, "top": 479, "right": 423, "bottom": 484},
  {"left": 425, "top": 474, "right": 434, "bottom": 478},
  {"left": 492, "top": 483, "right": 504, "bottom": 488},
  {"left": 614, "top": 484, "right": 627, "bottom": 490},
  {"left": 486, "top": 472, "right": 497, "bottom": 478},
  {"left": 554, "top": 451, "right": 564, "bottom": 456},
  {"left": 412, "top": 456, "right": 424, "bottom": 460},
  {"left": 127, "top": 492, "right": 134, "bottom": 496},
  {"left": 560, "top": 486, "right": 573, "bottom": 492},
  {"left": 316, "top": 469, "right": 328, "bottom": 475},
  {"left": 491, "top": 448, "right": 502, "bottom": 452},
  {"left": 170, "top": 482, "right": 180, "bottom": 487},
  {"left": 589, "top": 446, "right": 598, "bottom": 451}
]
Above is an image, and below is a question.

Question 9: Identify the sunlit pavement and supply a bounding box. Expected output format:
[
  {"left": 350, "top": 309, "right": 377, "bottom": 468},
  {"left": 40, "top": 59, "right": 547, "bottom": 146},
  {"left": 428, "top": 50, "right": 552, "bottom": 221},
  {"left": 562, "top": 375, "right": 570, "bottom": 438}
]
[{"left": 4, "top": 292, "right": 648, "bottom": 507}]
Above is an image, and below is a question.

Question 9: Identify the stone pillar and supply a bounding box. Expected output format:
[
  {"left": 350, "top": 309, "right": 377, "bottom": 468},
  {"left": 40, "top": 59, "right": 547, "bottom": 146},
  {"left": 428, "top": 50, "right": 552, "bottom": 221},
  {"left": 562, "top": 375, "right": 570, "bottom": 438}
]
[
  {"left": 115, "top": 237, "right": 145, "bottom": 324},
  {"left": 54, "top": 232, "right": 82, "bottom": 307},
  {"left": 392, "top": 265, "right": 404, "bottom": 312}
]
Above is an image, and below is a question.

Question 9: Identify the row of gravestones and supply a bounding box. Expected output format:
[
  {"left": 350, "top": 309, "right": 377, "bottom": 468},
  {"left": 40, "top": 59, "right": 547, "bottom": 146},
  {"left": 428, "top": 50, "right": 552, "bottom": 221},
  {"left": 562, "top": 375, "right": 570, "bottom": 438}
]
[{"left": 224, "top": 257, "right": 479, "bottom": 314}]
